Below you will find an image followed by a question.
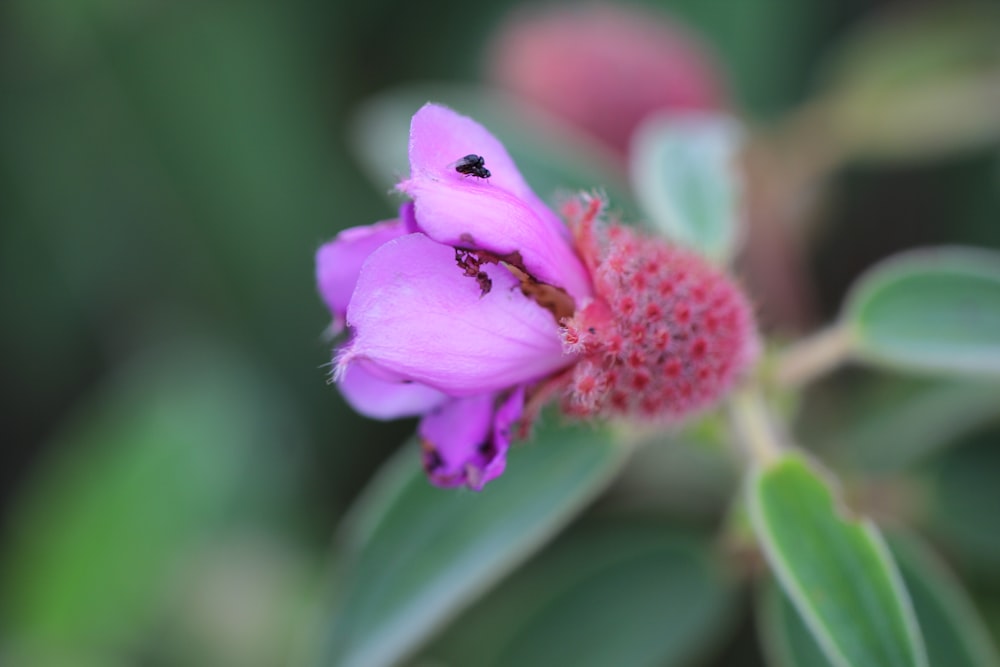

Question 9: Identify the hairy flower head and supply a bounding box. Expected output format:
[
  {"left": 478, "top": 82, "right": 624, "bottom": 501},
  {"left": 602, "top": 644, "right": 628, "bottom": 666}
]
[{"left": 559, "top": 196, "right": 757, "bottom": 420}]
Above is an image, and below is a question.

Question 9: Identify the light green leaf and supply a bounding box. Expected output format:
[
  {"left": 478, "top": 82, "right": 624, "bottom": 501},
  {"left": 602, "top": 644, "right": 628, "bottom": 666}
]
[
  {"left": 0, "top": 338, "right": 299, "bottom": 656},
  {"left": 749, "top": 454, "right": 927, "bottom": 667},
  {"left": 630, "top": 112, "right": 743, "bottom": 262},
  {"left": 421, "top": 521, "right": 736, "bottom": 667},
  {"left": 350, "top": 83, "right": 635, "bottom": 216},
  {"left": 818, "top": 4, "right": 1000, "bottom": 162},
  {"left": 759, "top": 531, "right": 1000, "bottom": 667},
  {"left": 312, "top": 420, "right": 629, "bottom": 667},
  {"left": 843, "top": 247, "right": 1000, "bottom": 376}
]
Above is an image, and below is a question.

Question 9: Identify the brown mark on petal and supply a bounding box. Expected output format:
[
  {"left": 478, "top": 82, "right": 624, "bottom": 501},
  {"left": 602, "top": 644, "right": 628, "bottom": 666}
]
[
  {"left": 458, "top": 233, "right": 529, "bottom": 274},
  {"left": 505, "top": 264, "right": 576, "bottom": 322},
  {"left": 455, "top": 248, "right": 493, "bottom": 296},
  {"left": 420, "top": 439, "right": 445, "bottom": 474},
  {"left": 475, "top": 272, "right": 492, "bottom": 294},
  {"left": 481, "top": 248, "right": 526, "bottom": 272},
  {"left": 477, "top": 439, "right": 497, "bottom": 459},
  {"left": 455, "top": 236, "right": 575, "bottom": 321}
]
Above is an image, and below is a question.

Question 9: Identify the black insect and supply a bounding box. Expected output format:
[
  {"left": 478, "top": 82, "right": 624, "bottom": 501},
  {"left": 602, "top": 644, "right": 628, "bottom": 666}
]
[{"left": 453, "top": 154, "right": 491, "bottom": 179}]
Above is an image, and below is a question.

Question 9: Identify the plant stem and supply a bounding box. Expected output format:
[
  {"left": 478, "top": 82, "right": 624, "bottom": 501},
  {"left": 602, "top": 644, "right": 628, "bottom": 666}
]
[
  {"left": 728, "top": 386, "right": 784, "bottom": 466},
  {"left": 774, "top": 323, "right": 855, "bottom": 388}
]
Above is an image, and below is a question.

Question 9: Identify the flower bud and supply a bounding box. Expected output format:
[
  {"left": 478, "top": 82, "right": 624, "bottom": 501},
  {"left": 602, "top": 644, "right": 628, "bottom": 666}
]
[{"left": 488, "top": 4, "right": 727, "bottom": 159}]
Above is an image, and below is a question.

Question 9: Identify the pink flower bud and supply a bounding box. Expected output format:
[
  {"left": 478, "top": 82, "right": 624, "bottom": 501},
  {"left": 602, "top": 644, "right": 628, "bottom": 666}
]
[
  {"left": 560, "top": 195, "right": 758, "bottom": 421},
  {"left": 488, "top": 4, "right": 727, "bottom": 159}
]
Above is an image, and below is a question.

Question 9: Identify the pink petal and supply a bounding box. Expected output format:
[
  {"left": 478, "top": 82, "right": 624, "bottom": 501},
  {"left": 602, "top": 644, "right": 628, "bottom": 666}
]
[
  {"left": 418, "top": 386, "right": 525, "bottom": 490},
  {"left": 406, "top": 103, "right": 559, "bottom": 228},
  {"left": 488, "top": 384, "right": 527, "bottom": 481},
  {"left": 402, "top": 178, "right": 592, "bottom": 300},
  {"left": 338, "top": 362, "right": 448, "bottom": 420},
  {"left": 399, "top": 103, "right": 592, "bottom": 300},
  {"left": 398, "top": 200, "right": 419, "bottom": 232},
  {"left": 340, "top": 233, "right": 571, "bottom": 395},
  {"left": 315, "top": 206, "right": 414, "bottom": 332}
]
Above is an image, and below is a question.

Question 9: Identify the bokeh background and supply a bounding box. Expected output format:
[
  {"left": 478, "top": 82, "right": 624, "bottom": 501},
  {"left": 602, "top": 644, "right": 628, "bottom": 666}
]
[{"left": 2, "top": 0, "right": 999, "bottom": 665}]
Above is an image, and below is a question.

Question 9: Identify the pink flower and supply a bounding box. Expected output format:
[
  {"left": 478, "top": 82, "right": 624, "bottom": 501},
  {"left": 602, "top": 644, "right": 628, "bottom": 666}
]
[
  {"left": 488, "top": 4, "right": 726, "bottom": 160},
  {"left": 317, "top": 104, "right": 756, "bottom": 490}
]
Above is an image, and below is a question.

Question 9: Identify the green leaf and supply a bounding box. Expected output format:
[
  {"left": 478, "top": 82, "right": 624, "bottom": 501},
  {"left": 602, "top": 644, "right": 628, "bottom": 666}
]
[
  {"left": 818, "top": 4, "right": 1000, "bottom": 162},
  {"left": 630, "top": 113, "right": 743, "bottom": 262},
  {"left": 823, "top": 376, "right": 1000, "bottom": 472},
  {"left": 613, "top": 414, "right": 739, "bottom": 519},
  {"left": 749, "top": 454, "right": 927, "bottom": 667},
  {"left": 657, "top": 0, "right": 840, "bottom": 120},
  {"left": 421, "top": 521, "right": 737, "bottom": 667},
  {"left": 927, "top": 433, "right": 1000, "bottom": 573},
  {"left": 758, "top": 581, "right": 836, "bottom": 667},
  {"left": 759, "top": 532, "right": 1000, "bottom": 667},
  {"left": 890, "top": 532, "right": 1000, "bottom": 667},
  {"left": 0, "top": 338, "right": 299, "bottom": 656},
  {"left": 1, "top": 0, "right": 359, "bottom": 423},
  {"left": 843, "top": 247, "right": 1000, "bottom": 376},
  {"left": 312, "top": 420, "right": 629, "bottom": 667},
  {"left": 350, "top": 83, "right": 637, "bottom": 217}
]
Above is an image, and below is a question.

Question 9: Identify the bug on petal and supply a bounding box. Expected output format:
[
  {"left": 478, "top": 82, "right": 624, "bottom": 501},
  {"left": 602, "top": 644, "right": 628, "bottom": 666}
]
[{"left": 453, "top": 153, "right": 491, "bottom": 179}]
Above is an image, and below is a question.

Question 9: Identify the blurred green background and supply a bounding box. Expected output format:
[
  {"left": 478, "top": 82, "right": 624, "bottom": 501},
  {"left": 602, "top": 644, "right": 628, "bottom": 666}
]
[{"left": 2, "top": 0, "right": 999, "bottom": 665}]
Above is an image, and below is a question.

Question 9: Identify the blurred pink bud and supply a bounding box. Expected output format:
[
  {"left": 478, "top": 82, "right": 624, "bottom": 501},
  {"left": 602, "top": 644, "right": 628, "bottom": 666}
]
[{"left": 488, "top": 4, "right": 727, "bottom": 159}]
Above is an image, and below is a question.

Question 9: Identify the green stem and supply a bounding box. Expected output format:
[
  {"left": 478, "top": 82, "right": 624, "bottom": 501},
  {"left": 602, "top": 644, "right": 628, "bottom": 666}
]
[
  {"left": 728, "top": 386, "right": 785, "bottom": 466},
  {"left": 774, "top": 323, "right": 855, "bottom": 389}
]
